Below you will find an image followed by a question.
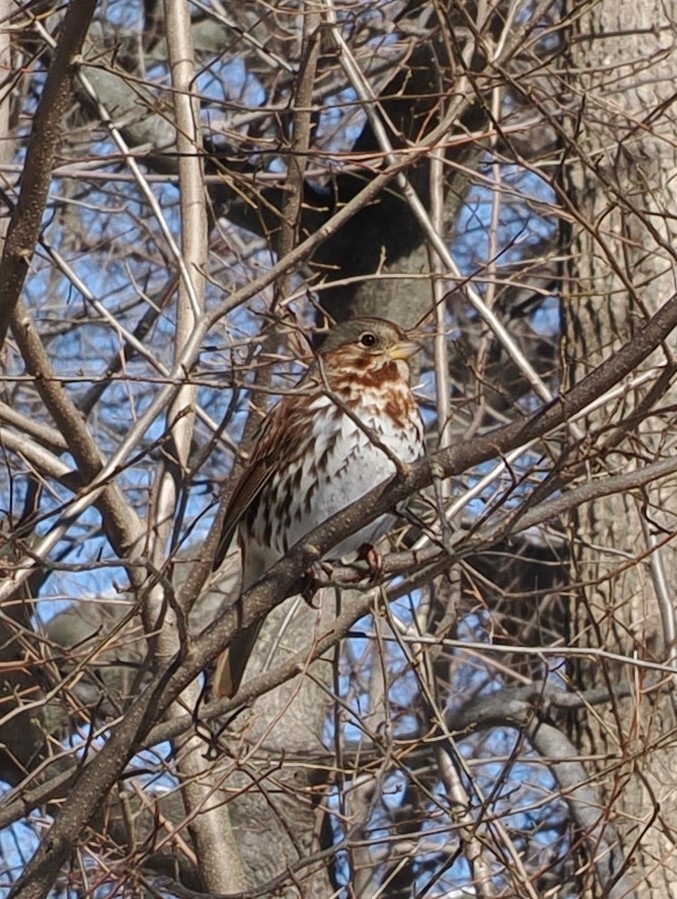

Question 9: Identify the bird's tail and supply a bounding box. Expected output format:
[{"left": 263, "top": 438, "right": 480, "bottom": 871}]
[{"left": 213, "top": 621, "right": 263, "bottom": 698}]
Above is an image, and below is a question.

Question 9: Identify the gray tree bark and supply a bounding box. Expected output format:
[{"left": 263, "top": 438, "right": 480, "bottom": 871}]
[{"left": 564, "top": 2, "right": 677, "bottom": 894}]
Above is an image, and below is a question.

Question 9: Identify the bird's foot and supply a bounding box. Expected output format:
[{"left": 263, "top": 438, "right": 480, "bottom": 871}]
[
  {"left": 357, "top": 543, "right": 383, "bottom": 581},
  {"left": 301, "top": 560, "right": 334, "bottom": 605}
]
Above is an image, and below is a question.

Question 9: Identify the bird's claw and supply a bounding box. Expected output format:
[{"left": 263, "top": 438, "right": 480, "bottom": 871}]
[
  {"left": 357, "top": 543, "right": 383, "bottom": 581},
  {"left": 301, "top": 560, "right": 334, "bottom": 605}
]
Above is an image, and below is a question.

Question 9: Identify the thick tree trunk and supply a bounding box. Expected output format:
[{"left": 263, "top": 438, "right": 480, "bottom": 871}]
[{"left": 564, "top": 2, "right": 677, "bottom": 895}]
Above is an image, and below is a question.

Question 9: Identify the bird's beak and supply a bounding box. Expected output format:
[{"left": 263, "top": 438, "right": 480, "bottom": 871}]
[{"left": 389, "top": 340, "right": 419, "bottom": 362}]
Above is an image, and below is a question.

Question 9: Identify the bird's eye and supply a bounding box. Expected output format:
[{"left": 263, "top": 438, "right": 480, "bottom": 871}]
[{"left": 359, "top": 332, "right": 377, "bottom": 348}]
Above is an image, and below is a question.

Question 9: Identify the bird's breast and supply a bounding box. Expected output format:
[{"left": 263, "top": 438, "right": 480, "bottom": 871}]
[{"left": 243, "top": 382, "right": 424, "bottom": 571}]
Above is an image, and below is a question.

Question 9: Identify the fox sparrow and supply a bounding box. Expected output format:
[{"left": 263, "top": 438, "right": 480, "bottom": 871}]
[{"left": 212, "top": 317, "right": 425, "bottom": 698}]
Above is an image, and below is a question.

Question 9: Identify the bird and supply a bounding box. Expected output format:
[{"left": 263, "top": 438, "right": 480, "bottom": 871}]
[{"left": 212, "top": 316, "right": 425, "bottom": 698}]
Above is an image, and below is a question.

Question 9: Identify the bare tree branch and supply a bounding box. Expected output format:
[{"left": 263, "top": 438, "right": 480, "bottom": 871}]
[{"left": 0, "top": 0, "right": 97, "bottom": 349}]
